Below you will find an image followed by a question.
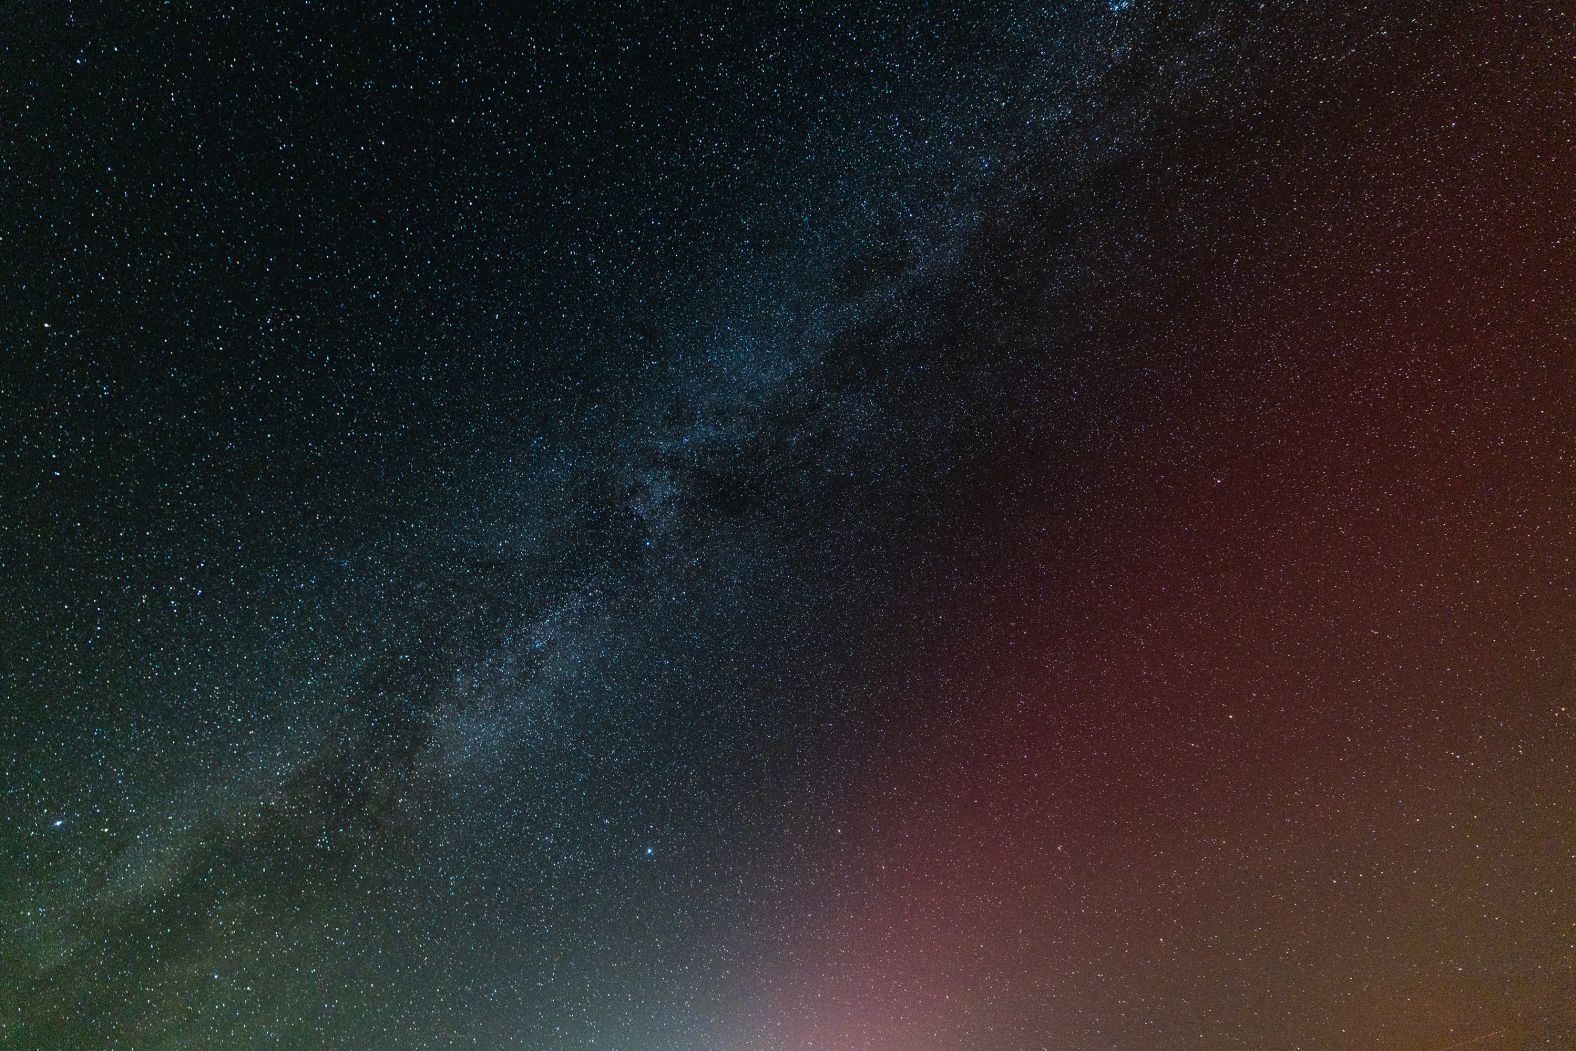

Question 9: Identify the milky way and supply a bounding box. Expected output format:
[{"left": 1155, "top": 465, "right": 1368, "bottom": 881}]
[{"left": 3, "top": 3, "right": 1574, "bottom": 1049}]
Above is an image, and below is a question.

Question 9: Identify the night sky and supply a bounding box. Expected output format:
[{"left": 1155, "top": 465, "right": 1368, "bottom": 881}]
[{"left": 3, "top": 3, "right": 1574, "bottom": 1049}]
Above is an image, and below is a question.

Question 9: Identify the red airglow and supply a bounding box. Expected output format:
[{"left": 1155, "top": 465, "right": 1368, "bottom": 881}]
[{"left": 718, "top": 85, "right": 1576, "bottom": 1046}]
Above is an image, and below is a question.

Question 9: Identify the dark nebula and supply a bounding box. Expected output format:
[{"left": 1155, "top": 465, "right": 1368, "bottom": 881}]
[{"left": 2, "top": 3, "right": 1573, "bottom": 1049}]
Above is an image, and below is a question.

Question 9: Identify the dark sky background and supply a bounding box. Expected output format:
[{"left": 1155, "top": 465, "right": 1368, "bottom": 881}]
[{"left": 2, "top": 3, "right": 1573, "bottom": 1049}]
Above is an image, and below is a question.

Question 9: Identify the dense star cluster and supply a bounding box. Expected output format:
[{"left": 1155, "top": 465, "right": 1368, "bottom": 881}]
[{"left": 3, "top": 3, "right": 1573, "bottom": 1049}]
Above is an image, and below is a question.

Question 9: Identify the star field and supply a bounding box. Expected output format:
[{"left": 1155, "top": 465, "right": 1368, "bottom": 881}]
[{"left": 2, "top": 3, "right": 1574, "bottom": 1049}]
